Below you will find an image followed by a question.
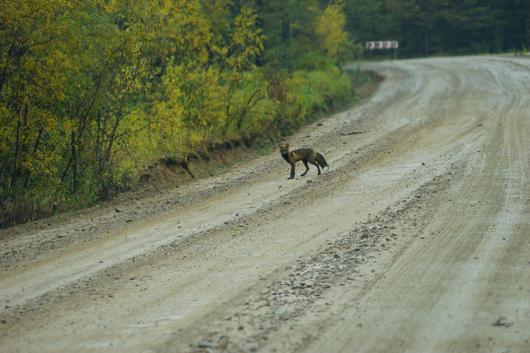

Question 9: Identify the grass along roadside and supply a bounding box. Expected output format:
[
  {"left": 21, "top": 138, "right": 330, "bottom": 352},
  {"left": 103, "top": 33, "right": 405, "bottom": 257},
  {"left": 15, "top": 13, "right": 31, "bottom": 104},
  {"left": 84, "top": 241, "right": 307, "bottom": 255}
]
[{"left": 0, "top": 68, "right": 379, "bottom": 229}]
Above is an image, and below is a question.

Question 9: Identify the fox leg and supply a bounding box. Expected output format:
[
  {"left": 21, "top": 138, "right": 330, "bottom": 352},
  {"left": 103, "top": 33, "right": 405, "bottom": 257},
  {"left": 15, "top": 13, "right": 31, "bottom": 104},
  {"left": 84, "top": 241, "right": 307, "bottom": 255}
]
[
  {"left": 310, "top": 161, "right": 321, "bottom": 175},
  {"left": 301, "top": 160, "right": 310, "bottom": 176},
  {"left": 289, "top": 163, "right": 296, "bottom": 179}
]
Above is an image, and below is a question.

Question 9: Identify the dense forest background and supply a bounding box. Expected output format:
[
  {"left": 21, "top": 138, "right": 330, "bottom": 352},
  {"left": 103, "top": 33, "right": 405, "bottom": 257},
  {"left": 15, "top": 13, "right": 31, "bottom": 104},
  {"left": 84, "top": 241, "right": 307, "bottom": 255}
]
[
  {"left": 1, "top": 0, "right": 529, "bottom": 226},
  {"left": 345, "top": 0, "right": 530, "bottom": 56}
]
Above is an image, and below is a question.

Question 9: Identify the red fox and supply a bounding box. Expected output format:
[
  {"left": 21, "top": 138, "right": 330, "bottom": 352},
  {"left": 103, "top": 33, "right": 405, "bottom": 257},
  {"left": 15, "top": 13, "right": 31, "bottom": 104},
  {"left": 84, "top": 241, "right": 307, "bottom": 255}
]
[{"left": 279, "top": 142, "right": 329, "bottom": 179}]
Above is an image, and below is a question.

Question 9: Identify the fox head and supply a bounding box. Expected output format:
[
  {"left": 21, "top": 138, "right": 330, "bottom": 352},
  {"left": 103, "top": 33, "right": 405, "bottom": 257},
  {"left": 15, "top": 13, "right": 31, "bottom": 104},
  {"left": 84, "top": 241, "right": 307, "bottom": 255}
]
[{"left": 279, "top": 142, "right": 290, "bottom": 154}]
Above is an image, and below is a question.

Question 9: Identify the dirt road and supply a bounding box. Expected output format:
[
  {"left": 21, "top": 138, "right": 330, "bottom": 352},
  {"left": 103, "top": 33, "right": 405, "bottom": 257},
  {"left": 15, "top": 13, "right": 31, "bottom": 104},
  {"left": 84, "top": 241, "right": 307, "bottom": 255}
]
[{"left": 1, "top": 56, "right": 529, "bottom": 353}]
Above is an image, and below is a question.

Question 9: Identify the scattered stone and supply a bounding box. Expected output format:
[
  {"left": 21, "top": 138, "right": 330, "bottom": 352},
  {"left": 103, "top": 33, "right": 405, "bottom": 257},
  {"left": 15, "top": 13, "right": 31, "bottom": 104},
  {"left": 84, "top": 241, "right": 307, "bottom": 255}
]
[
  {"left": 292, "top": 281, "right": 302, "bottom": 289},
  {"left": 493, "top": 317, "right": 513, "bottom": 328},
  {"left": 217, "top": 336, "right": 229, "bottom": 350},
  {"left": 197, "top": 340, "right": 214, "bottom": 348},
  {"left": 341, "top": 131, "right": 365, "bottom": 136}
]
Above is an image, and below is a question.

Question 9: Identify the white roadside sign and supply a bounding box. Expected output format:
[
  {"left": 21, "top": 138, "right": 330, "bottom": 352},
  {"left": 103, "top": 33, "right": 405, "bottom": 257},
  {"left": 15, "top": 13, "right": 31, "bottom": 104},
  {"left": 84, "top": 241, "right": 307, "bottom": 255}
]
[{"left": 365, "top": 41, "right": 399, "bottom": 50}]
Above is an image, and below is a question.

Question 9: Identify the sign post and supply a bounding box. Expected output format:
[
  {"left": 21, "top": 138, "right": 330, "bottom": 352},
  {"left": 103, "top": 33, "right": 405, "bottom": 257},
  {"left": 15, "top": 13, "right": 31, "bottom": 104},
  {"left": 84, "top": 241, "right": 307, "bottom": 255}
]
[{"left": 365, "top": 40, "right": 399, "bottom": 59}]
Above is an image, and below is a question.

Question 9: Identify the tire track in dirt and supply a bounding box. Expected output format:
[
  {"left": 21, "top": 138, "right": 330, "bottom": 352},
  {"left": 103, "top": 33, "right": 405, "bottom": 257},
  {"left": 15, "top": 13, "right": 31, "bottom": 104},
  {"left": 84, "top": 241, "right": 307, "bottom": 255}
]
[{"left": 1, "top": 56, "right": 529, "bottom": 353}]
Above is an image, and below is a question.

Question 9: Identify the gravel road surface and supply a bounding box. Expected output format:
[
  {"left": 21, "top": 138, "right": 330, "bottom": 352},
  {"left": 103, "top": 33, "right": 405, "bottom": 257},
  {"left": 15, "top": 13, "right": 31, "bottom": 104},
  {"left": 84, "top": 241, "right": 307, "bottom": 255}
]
[{"left": 1, "top": 56, "right": 529, "bottom": 353}]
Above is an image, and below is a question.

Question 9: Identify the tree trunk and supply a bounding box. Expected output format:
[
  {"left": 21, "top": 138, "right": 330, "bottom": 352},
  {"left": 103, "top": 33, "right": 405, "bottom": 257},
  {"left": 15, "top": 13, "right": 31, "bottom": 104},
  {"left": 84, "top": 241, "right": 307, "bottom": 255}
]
[
  {"left": 23, "top": 126, "right": 43, "bottom": 188},
  {"left": 10, "top": 119, "right": 21, "bottom": 189}
]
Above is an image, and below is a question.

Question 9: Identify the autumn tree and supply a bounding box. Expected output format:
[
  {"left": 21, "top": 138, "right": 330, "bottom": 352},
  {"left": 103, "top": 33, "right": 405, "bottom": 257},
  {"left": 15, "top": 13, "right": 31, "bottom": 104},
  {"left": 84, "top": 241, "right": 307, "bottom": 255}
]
[
  {"left": 315, "top": 4, "right": 350, "bottom": 60},
  {"left": 0, "top": 0, "right": 357, "bottom": 226}
]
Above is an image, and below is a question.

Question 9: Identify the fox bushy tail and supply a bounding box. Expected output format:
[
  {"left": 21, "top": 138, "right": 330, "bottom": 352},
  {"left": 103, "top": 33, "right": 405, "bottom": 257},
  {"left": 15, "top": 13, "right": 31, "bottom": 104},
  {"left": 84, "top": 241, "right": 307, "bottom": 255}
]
[{"left": 315, "top": 153, "right": 329, "bottom": 169}]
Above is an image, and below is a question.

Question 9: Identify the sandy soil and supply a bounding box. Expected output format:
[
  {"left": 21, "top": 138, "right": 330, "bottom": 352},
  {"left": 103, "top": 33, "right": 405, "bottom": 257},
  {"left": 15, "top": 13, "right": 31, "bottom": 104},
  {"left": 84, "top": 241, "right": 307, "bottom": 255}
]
[{"left": 1, "top": 56, "right": 529, "bottom": 353}]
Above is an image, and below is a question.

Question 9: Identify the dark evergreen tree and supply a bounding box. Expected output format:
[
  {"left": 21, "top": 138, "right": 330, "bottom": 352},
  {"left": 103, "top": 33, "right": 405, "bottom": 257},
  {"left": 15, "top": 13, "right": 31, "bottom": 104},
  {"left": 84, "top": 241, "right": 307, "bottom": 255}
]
[{"left": 343, "top": 0, "right": 530, "bottom": 56}]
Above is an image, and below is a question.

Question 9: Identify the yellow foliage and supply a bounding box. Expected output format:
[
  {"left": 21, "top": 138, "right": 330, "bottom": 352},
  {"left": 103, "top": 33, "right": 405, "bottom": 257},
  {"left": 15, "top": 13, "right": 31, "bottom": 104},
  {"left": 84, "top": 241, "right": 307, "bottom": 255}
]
[
  {"left": 0, "top": 0, "right": 354, "bottom": 225},
  {"left": 314, "top": 4, "right": 349, "bottom": 59},
  {"left": 227, "top": 6, "right": 265, "bottom": 71}
]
